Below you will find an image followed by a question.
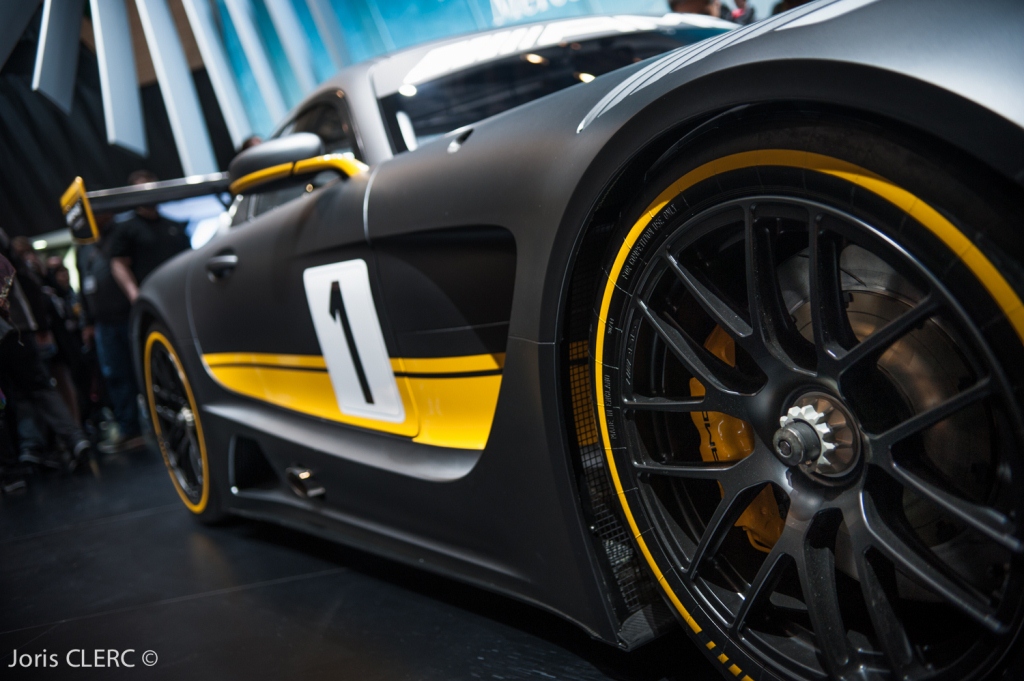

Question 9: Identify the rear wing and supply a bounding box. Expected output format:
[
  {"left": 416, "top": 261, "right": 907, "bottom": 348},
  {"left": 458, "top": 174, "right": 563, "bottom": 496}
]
[
  {"left": 59, "top": 150, "right": 365, "bottom": 245},
  {"left": 60, "top": 173, "right": 230, "bottom": 245}
]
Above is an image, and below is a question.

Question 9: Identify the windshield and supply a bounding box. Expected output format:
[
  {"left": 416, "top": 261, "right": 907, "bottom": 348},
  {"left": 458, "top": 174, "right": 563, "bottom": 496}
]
[{"left": 379, "top": 25, "right": 731, "bottom": 154}]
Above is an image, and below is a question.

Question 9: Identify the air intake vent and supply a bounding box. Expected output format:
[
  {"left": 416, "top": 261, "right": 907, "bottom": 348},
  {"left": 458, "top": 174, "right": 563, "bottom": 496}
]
[
  {"left": 562, "top": 219, "right": 667, "bottom": 648},
  {"left": 230, "top": 436, "right": 279, "bottom": 491}
]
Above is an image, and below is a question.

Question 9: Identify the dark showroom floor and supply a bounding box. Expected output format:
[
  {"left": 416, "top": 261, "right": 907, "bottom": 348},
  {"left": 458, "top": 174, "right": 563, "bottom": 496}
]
[{"left": 1, "top": 449, "right": 718, "bottom": 680}]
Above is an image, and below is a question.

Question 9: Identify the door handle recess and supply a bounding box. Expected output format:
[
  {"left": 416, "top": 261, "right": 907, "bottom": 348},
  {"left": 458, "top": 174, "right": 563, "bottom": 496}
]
[{"left": 206, "top": 253, "right": 238, "bottom": 280}]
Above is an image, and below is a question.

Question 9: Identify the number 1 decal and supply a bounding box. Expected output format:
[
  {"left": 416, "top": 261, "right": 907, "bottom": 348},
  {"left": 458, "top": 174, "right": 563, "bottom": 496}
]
[
  {"left": 303, "top": 260, "right": 405, "bottom": 423},
  {"left": 329, "top": 281, "right": 374, "bottom": 405}
]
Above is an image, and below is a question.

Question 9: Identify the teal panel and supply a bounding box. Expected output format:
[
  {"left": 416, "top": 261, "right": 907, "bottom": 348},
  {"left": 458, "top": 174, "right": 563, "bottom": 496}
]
[
  {"left": 216, "top": 0, "right": 274, "bottom": 136},
  {"left": 329, "top": 0, "right": 388, "bottom": 63},
  {"left": 252, "top": 0, "right": 303, "bottom": 108},
  {"left": 290, "top": 0, "right": 336, "bottom": 82},
  {"left": 374, "top": 0, "right": 482, "bottom": 51}
]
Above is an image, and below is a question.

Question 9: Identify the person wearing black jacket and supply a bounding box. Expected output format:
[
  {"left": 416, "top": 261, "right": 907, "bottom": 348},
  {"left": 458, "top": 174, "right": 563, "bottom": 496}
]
[
  {"left": 93, "top": 170, "right": 189, "bottom": 454},
  {"left": 0, "top": 229, "right": 91, "bottom": 471},
  {"left": 0, "top": 252, "right": 26, "bottom": 492},
  {"left": 107, "top": 171, "right": 190, "bottom": 303},
  {"left": 46, "top": 261, "right": 93, "bottom": 428},
  {"left": 78, "top": 231, "right": 144, "bottom": 455}
]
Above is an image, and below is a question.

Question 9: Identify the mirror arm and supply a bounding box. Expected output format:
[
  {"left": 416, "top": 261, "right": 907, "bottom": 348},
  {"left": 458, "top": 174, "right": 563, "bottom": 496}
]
[
  {"left": 229, "top": 154, "right": 369, "bottom": 195},
  {"left": 294, "top": 155, "right": 368, "bottom": 178}
]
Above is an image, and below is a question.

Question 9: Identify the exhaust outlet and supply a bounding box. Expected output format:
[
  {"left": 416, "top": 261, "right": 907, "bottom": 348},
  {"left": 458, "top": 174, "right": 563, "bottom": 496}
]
[{"left": 285, "top": 467, "right": 325, "bottom": 499}]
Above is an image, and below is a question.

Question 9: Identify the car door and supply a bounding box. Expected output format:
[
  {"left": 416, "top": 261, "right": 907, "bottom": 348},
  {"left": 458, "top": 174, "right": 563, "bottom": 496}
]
[
  {"left": 189, "top": 174, "right": 413, "bottom": 432},
  {"left": 188, "top": 96, "right": 425, "bottom": 485}
]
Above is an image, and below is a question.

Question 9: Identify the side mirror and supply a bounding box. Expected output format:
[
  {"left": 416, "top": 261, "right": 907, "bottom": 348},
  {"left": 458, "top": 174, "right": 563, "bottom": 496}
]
[{"left": 227, "top": 132, "right": 368, "bottom": 195}]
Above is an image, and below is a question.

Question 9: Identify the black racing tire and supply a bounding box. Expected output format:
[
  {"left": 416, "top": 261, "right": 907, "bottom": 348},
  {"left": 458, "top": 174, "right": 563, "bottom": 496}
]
[
  {"left": 143, "top": 323, "right": 226, "bottom": 525},
  {"left": 591, "top": 119, "right": 1024, "bottom": 681}
]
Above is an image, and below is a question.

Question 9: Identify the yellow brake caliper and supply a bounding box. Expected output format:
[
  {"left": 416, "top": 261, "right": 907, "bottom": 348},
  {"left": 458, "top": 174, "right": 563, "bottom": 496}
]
[{"left": 688, "top": 326, "right": 784, "bottom": 553}]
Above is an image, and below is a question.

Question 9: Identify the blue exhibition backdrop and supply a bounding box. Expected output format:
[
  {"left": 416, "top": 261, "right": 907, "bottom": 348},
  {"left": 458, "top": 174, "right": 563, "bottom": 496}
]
[{"left": 222, "top": 0, "right": 671, "bottom": 137}]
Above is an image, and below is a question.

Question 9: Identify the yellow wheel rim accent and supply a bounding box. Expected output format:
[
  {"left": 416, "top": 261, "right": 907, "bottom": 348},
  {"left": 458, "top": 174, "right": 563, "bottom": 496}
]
[
  {"left": 145, "top": 330, "right": 210, "bottom": 514},
  {"left": 593, "top": 149, "right": 1024, "bottom": 639}
]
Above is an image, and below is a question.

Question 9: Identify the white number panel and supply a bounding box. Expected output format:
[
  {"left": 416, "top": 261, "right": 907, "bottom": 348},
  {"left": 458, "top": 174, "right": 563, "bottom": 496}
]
[{"left": 303, "top": 259, "right": 405, "bottom": 423}]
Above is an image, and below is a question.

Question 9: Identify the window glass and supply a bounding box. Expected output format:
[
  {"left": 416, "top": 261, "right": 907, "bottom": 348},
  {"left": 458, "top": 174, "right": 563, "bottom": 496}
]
[
  {"left": 249, "top": 101, "right": 358, "bottom": 219},
  {"left": 379, "top": 29, "right": 728, "bottom": 153},
  {"left": 284, "top": 102, "right": 357, "bottom": 157}
]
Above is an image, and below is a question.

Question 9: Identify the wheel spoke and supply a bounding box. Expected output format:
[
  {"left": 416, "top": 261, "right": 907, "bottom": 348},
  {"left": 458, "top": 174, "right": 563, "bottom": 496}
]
[
  {"left": 807, "top": 221, "right": 859, "bottom": 370},
  {"left": 155, "top": 405, "right": 179, "bottom": 424},
  {"left": 855, "top": 550, "right": 918, "bottom": 678},
  {"left": 859, "top": 492, "right": 1005, "bottom": 634},
  {"left": 689, "top": 483, "right": 767, "bottom": 573},
  {"left": 153, "top": 384, "right": 186, "bottom": 409},
  {"left": 744, "top": 207, "right": 812, "bottom": 372},
  {"left": 621, "top": 395, "right": 703, "bottom": 412},
  {"left": 154, "top": 354, "right": 179, "bottom": 393},
  {"left": 175, "top": 440, "right": 199, "bottom": 496},
  {"left": 632, "top": 447, "right": 767, "bottom": 484},
  {"left": 632, "top": 459, "right": 744, "bottom": 481},
  {"left": 163, "top": 424, "right": 185, "bottom": 451},
  {"left": 665, "top": 253, "right": 752, "bottom": 339},
  {"left": 732, "top": 530, "right": 796, "bottom": 632},
  {"left": 875, "top": 450, "right": 1021, "bottom": 553},
  {"left": 189, "top": 441, "right": 204, "bottom": 485},
  {"left": 795, "top": 515, "right": 860, "bottom": 679},
  {"left": 871, "top": 378, "right": 992, "bottom": 449},
  {"left": 622, "top": 390, "right": 753, "bottom": 420},
  {"left": 168, "top": 425, "right": 188, "bottom": 455},
  {"left": 636, "top": 300, "right": 752, "bottom": 394},
  {"left": 837, "top": 294, "right": 940, "bottom": 372}
]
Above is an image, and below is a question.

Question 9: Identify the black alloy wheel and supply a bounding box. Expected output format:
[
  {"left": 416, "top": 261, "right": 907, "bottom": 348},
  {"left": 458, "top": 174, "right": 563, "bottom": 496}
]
[
  {"left": 144, "top": 326, "right": 223, "bottom": 522},
  {"left": 592, "top": 123, "right": 1024, "bottom": 680}
]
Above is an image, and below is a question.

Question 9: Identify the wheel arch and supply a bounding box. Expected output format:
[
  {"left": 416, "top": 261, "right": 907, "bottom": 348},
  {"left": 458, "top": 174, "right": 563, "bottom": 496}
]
[
  {"left": 130, "top": 300, "right": 161, "bottom": 393},
  {"left": 555, "top": 56, "right": 1024, "bottom": 348}
]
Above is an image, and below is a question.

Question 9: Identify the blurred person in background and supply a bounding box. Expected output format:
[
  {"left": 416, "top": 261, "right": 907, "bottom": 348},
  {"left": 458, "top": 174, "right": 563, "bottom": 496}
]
[
  {"left": 0, "top": 228, "right": 91, "bottom": 471},
  {"left": 730, "top": 0, "right": 756, "bottom": 24},
  {"left": 240, "top": 134, "right": 262, "bottom": 150},
  {"left": 43, "top": 262, "right": 88, "bottom": 427},
  {"left": 0, "top": 252, "right": 25, "bottom": 492},
  {"left": 670, "top": 0, "right": 726, "bottom": 17},
  {"left": 10, "top": 245, "right": 86, "bottom": 430},
  {"left": 11, "top": 236, "right": 46, "bottom": 279},
  {"left": 78, "top": 216, "right": 143, "bottom": 455},
  {"left": 773, "top": 0, "right": 813, "bottom": 15},
  {"left": 47, "top": 259, "right": 100, "bottom": 427},
  {"left": 108, "top": 170, "right": 190, "bottom": 305},
  {"left": 89, "top": 169, "right": 188, "bottom": 453}
]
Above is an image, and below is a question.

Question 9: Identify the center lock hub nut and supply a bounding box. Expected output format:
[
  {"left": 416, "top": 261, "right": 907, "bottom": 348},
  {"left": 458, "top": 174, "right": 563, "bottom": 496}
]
[
  {"left": 773, "top": 393, "right": 861, "bottom": 477},
  {"left": 772, "top": 419, "right": 822, "bottom": 466}
]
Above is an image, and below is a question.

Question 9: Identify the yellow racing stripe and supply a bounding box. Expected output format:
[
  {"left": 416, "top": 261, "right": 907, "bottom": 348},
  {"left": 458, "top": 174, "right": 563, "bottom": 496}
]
[
  {"left": 205, "top": 352, "right": 327, "bottom": 369},
  {"left": 202, "top": 352, "right": 504, "bottom": 450},
  {"left": 394, "top": 353, "right": 504, "bottom": 375}
]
